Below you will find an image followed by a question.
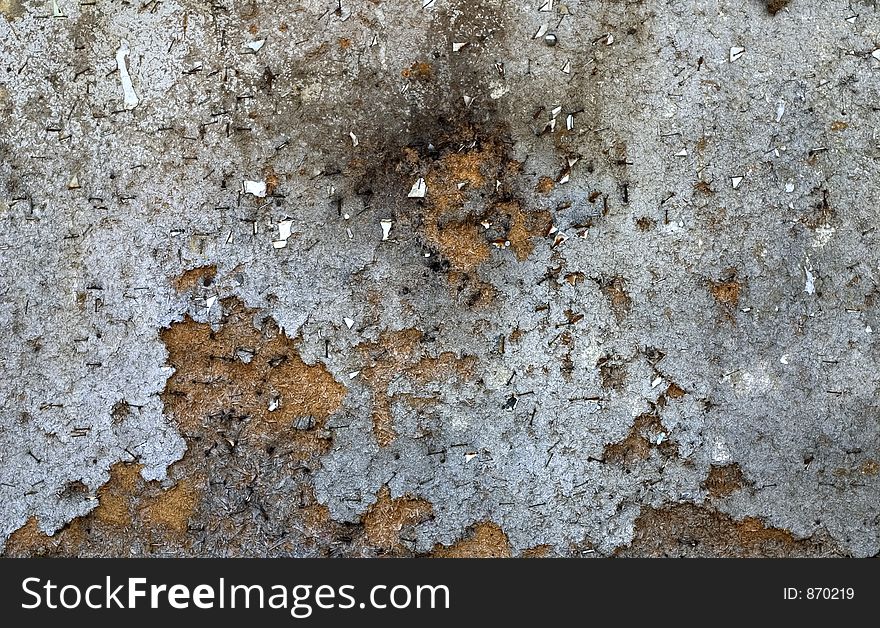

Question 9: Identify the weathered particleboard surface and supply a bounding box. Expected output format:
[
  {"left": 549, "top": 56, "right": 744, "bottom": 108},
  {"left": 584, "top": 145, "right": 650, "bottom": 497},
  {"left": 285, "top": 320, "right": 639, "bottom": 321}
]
[{"left": 1, "top": 0, "right": 878, "bottom": 557}]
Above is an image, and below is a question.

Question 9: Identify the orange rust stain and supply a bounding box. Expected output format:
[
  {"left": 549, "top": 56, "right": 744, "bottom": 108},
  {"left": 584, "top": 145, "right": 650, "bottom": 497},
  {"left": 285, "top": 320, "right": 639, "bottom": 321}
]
[
  {"left": 174, "top": 265, "right": 217, "bottom": 293},
  {"left": 431, "top": 522, "right": 511, "bottom": 558},
  {"left": 160, "top": 297, "right": 346, "bottom": 436},
  {"left": 520, "top": 544, "right": 553, "bottom": 558},
  {"left": 503, "top": 201, "right": 551, "bottom": 262},
  {"left": 830, "top": 120, "right": 848, "bottom": 132},
  {"left": 93, "top": 462, "right": 143, "bottom": 527},
  {"left": 535, "top": 176, "right": 555, "bottom": 194},
  {"left": 411, "top": 137, "right": 548, "bottom": 273},
  {"left": 363, "top": 486, "right": 433, "bottom": 552},
  {"left": 710, "top": 270, "right": 742, "bottom": 308},
  {"left": 264, "top": 169, "right": 281, "bottom": 195},
  {"left": 665, "top": 382, "right": 687, "bottom": 399},
  {"left": 401, "top": 61, "right": 433, "bottom": 81},
  {"left": 603, "top": 411, "right": 676, "bottom": 464},
  {"left": 141, "top": 477, "right": 201, "bottom": 535}
]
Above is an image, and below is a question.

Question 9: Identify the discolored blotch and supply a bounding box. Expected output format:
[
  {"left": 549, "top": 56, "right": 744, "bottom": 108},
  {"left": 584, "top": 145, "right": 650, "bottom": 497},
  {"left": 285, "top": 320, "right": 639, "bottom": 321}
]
[
  {"left": 665, "top": 382, "right": 686, "bottom": 399},
  {"left": 520, "top": 544, "right": 553, "bottom": 558},
  {"left": 402, "top": 61, "right": 433, "bottom": 81},
  {"left": 4, "top": 462, "right": 204, "bottom": 555},
  {"left": 603, "top": 410, "right": 676, "bottom": 464},
  {"left": 141, "top": 477, "right": 201, "bottom": 535},
  {"left": 358, "top": 329, "right": 476, "bottom": 447},
  {"left": 535, "top": 176, "right": 555, "bottom": 194},
  {"left": 160, "top": 297, "right": 346, "bottom": 436},
  {"left": 703, "top": 463, "right": 746, "bottom": 498},
  {"left": 766, "top": 0, "right": 791, "bottom": 15},
  {"left": 362, "top": 486, "right": 433, "bottom": 553},
  {"left": 618, "top": 503, "right": 841, "bottom": 557},
  {"left": 0, "top": 0, "right": 24, "bottom": 19},
  {"left": 93, "top": 462, "right": 143, "bottom": 527},
  {"left": 599, "top": 276, "right": 632, "bottom": 321},
  {"left": 709, "top": 269, "right": 741, "bottom": 308},
  {"left": 597, "top": 355, "right": 628, "bottom": 391},
  {"left": 503, "top": 201, "right": 552, "bottom": 262},
  {"left": 431, "top": 522, "right": 511, "bottom": 558},
  {"left": 173, "top": 264, "right": 217, "bottom": 293}
]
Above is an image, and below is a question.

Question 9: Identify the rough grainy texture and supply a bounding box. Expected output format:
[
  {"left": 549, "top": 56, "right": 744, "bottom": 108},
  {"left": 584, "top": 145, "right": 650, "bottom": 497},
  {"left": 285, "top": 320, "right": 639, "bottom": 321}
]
[{"left": 1, "top": 0, "right": 879, "bottom": 558}]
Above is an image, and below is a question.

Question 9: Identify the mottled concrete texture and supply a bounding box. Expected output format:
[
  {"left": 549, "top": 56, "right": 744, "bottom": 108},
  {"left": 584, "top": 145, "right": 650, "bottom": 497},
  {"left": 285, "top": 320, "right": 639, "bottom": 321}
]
[{"left": 1, "top": 0, "right": 879, "bottom": 557}]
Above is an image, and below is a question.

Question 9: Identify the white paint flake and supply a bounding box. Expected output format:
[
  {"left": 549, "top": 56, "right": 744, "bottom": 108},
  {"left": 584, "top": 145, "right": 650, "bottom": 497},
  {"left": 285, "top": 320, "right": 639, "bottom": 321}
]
[
  {"left": 115, "top": 40, "right": 140, "bottom": 110},
  {"left": 408, "top": 178, "right": 427, "bottom": 198},
  {"left": 380, "top": 218, "right": 393, "bottom": 241},
  {"left": 243, "top": 180, "right": 267, "bottom": 197}
]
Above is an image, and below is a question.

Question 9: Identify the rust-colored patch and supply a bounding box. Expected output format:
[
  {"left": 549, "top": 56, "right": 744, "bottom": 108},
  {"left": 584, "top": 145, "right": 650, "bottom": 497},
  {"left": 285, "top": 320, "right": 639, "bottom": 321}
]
[
  {"left": 618, "top": 503, "right": 842, "bottom": 557},
  {"left": 709, "top": 269, "right": 741, "bottom": 307},
  {"left": 693, "top": 180, "right": 714, "bottom": 196},
  {"left": 160, "top": 297, "right": 346, "bottom": 436},
  {"left": 338, "top": 38, "right": 351, "bottom": 49},
  {"left": 421, "top": 149, "right": 492, "bottom": 272},
  {"left": 860, "top": 460, "right": 880, "bottom": 476},
  {"left": 4, "top": 462, "right": 203, "bottom": 556},
  {"left": 703, "top": 463, "right": 746, "bottom": 498},
  {"left": 504, "top": 201, "right": 551, "bottom": 262},
  {"left": 603, "top": 410, "right": 676, "bottom": 464},
  {"left": 141, "top": 477, "right": 200, "bottom": 535},
  {"left": 363, "top": 486, "right": 433, "bottom": 553},
  {"left": 431, "top": 522, "right": 511, "bottom": 558},
  {"left": 358, "top": 329, "right": 476, "bottom": 446},
  {"left": 174, "top": 264, "right": 217, "bottom": 293},
  {"left": 93, "top": 462, "right": 143, "bottom": 527},
  {"left": 394, "top": 127, "right": 549, "bottom": 274},
  {"left": 264, "top": 169, "right": 281, "bottom": 195},
  {"left": 829, "top": 120, "right": 848, "bottom": 132},
  {"left": 535, "top": 176, "right": 555, "bottom": 194},
  {"left": 5, "top": 518, "right": 54, "bottom": 555},
  {"left": 665, "top": 382, "right": 686, "bottom": 399},
  {"left": 402, "top": 61, "right": 433, "bottom": 81},
  {"left": 4, "top": 274, "right": 367, "bottom": 558},
  {"left": 520, "top": 544, "right": 553, "bottom": 558},
  {"left": 599, "top": 276, "right": 632, "bottom": 321}
]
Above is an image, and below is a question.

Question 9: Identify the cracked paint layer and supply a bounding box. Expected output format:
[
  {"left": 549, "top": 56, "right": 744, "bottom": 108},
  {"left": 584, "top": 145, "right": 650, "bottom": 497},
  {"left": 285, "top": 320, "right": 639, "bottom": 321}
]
[{"left": 2, "top": 0, "right": 879, "bottom": 557}]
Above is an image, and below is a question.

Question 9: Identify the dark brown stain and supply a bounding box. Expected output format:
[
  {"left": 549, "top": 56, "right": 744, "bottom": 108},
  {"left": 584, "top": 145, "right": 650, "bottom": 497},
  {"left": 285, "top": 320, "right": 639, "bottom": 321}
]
[
  {"left": 766, "top": 0, "right": 791, "bottom": 15},
  {"left": 603, "top": 409, "right": 677, "bottom": 464},
  {"left": 617, "top": 503, "right": 843, "bottom": 557},
  {"left": 703, "top": 463, "right": 747, "bottom": 498},
  {"left": 598, "top": 355, "right": 628, "bottom": 391}
]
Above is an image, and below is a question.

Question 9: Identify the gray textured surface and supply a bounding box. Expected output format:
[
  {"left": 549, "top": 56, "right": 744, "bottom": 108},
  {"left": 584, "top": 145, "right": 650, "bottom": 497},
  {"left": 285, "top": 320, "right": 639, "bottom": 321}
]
[{"left": 1, "top": 0, "right": 879, "bottom": 556}]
